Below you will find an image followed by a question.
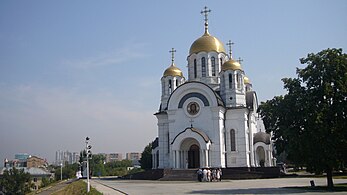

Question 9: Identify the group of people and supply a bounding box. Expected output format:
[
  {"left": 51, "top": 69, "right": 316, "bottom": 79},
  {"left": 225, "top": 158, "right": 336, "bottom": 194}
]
[{"left": 197, "top": 168, "right": 222, "bottom": 182}]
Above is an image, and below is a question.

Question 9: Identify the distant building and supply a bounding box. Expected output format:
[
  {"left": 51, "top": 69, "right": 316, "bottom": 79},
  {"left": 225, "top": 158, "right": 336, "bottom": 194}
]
[
  {"left": 55, "top": 150, "right": 80, "bottom": 165},
  {"left": 106, "top": 153, "right": 123, "bottom": 162},
  {"left": 97, "top": 153, "right": 123, "bottom": 163},
  {"left": 27, "top": 156, "right": 47, "bottom": 168},
  {"left": 126, "top": 153, "right": 142, "bottom": 161},
  {"left": 14, "top": 153, "right": 30, "bottom": 160}
]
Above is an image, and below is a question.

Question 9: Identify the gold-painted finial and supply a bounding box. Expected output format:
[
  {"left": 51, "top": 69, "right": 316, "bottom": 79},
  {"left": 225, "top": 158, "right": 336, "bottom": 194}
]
[
  {"left": 226, "top": 40, "right": 234, "bottom": 58},
  {"left": 201, "top": 6, "right": 211, "bottom": 35},
  {"left": 169, "top": 48, "right": 177, "bottom": 65}
]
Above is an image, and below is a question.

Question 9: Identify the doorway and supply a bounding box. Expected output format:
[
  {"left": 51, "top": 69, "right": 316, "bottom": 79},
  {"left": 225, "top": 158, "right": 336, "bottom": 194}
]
[{"left": 188, "top": 144, "right": 200, "bottom": 168}]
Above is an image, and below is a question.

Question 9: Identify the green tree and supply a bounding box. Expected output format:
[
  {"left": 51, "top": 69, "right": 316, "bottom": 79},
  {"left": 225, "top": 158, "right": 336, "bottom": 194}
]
[
  {"left": 0, "top": 167, "right": 33, "bottom": 194},
  {"left": 89, "top": 154, "right": 106, "bottom": 177},
  {"left": 139, "top": 143, "right": 152, "bottom": 170},
  {"left": 259, "top": 48, "right": 347, "bottom": 189},
  {"left": 54, "top": 163, "right": 80, "bottom": 180},
  {"left": 104, "top": 160, "right": 132, "bottom": 176}
]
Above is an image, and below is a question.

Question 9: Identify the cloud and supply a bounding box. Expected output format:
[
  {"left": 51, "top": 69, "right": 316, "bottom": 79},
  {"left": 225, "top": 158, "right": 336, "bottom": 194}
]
[
  {"left": 0, "top": 84, "right": 157, "bottom": 162},
  {"left": 61, "top": 42, "right": 149, "bottom": 70}
]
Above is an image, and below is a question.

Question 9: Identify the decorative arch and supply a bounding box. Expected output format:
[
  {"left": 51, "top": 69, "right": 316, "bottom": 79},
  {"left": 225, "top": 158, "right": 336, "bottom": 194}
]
[
  {"left": 167, "top": 81, "right": 224, "bottom": 111},
  {"left": 171, "top": 127, "right": 211, "bottom": 151},
  {"left": 178, "top": 92, "right": 210, "bottom": 108}
]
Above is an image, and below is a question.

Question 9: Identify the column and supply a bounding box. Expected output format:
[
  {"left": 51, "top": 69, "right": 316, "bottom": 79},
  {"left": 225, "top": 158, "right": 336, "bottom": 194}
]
[
  {"left": 204, "top": 150, "right": 210, "bottom": 167},
  {"left": 200, "top": 149, "right": 205, "bottom": 168},
  {"left": 184, "top": 150, "right": 188, "bottom": 169},
  {"left": 173, "top": 150, "right": 176, "bottom": 169},
  {"left": 175, "top": 150, "right": 180, "bottom": 169},
  {"left": 182, "top": 151, "right": 185, "bottom": 169}
]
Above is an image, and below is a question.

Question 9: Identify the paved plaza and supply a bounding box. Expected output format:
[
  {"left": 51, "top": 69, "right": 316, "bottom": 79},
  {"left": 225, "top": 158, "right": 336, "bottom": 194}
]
[{"left": 90, "top": 177, "right": 347, "bottom": 195}]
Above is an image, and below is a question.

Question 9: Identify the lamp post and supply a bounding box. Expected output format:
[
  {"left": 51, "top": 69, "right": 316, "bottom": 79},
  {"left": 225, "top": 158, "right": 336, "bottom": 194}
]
[
  {"left": 60, "top": 162, "right": 63, "bottom": 181},
  {"left": 85, "top": 137, "right": 92, "bottom": 193}
]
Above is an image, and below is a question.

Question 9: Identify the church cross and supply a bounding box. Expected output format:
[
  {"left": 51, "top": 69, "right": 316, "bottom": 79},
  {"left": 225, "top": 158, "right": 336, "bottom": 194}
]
[
  {"left": 201, "top": 6, "right": 211, "bottom": 34},
  {"left": 169, "top": 48, "right": 176, "bottom": 65},
  {"left": 201, "top": 6, "right": 211, "bottom": 23},
  {"left": 189, "top": 118, "right": 194, "bottom": 128},
  {"left": 226, "top": 40, "right": 234, "bottom": 58},
  {"left": 237, "top": 57, "right": 244, "bottom": 64}
]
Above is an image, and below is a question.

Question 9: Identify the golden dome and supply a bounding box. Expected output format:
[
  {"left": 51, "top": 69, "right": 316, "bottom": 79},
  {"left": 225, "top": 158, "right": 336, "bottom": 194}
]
[
  {"left": 189, "top": 32, "right": 226, "bottom": 55},
  {"left": 221, "top": 59, "right": 242, "bottom": 71},
  {"left": 244, "top": 76, "right": 251, "bottom": 84},
  {"left": 163, "top": 64, "right": 183, "bottom": 77}
]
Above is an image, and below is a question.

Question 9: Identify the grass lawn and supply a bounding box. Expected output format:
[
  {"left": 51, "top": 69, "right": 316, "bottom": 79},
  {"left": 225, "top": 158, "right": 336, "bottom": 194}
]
[{"left": 51, "top": 180, "right": 102, "bottom": 195}]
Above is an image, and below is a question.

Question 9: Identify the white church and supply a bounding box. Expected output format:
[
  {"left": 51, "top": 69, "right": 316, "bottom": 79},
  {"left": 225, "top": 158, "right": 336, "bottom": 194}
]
[{"left": 152, "top": 7, "right": 275, "bottom": 170}]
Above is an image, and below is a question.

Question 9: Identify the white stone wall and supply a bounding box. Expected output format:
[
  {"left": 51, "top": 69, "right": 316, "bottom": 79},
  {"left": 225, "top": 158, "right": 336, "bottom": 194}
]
[{"left": 225, "top": 108, "right": 249, "bottom": 167}]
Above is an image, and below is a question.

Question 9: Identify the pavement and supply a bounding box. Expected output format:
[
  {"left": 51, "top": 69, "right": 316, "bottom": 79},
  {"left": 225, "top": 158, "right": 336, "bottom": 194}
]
[{"left": 89, "top": 177, "right": 347, "bottom": 195}]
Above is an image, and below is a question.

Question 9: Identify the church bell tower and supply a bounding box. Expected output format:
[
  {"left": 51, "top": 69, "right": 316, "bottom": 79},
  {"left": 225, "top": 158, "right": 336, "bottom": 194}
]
[
  {"left": 220, "top": 41, "right": 246, "bottom": 107},
  {"left": 160, "top": 48, "right": 185, "bottom": 111}
]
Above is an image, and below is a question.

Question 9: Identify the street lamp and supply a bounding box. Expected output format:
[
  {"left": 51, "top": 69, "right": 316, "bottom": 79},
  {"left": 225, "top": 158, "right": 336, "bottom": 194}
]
[
  {"left": 60, "top": 162, "right": 63, "bottom": 181},
  {"left": 85, "top": 137, "right": 92, "bottom": 193}
]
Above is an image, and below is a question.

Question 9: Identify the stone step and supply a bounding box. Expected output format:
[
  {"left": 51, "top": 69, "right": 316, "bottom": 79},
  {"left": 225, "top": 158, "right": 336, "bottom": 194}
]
[{"left": 159, "top": 169, "right": 198, "bottom": 181}]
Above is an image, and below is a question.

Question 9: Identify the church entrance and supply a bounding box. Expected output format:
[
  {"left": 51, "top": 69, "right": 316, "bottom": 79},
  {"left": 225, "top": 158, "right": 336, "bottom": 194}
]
[{"left": 188, "top": 144, "right": 200, "bottom": 168}]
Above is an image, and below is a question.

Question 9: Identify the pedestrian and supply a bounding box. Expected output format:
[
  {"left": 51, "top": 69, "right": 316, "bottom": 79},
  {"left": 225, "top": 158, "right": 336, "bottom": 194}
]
[
  {"left": 217, "top": 168, "right": 222, "bottom": 181},
  {"left": 207, "top": 168, "right": 211, "bottom": 182},
  {"left": 212, "top": 168, "right": 217, "bottom": 181},
  {"left": 202, "top": 168, "right": 208, "bottom": 182},
  {"left": 197, "top": 168, "right": 202, "bottom": 182}
]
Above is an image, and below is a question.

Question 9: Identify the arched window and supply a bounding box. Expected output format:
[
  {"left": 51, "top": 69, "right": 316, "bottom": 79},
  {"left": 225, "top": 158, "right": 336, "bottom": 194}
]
[
  {"left": 237, "top": 73, "right": 241, "bottom": 89},
  {"left": 220, "top": 57, "right": 223, "bottom": 66},
  {"left": 230, "top": 129, "right": 236, "bottom": 151},
  {"left": 169, "top": 79, "right": 172, "bottom": 93},
  {"left": 211, "top": 57, "right": 216, "bottom": 76},
  {"left": 229, "top": 73, "right": 232, "bottom": 89},
  {"left": 176, "top": 79, "right": 178, "bottom": 88},
  {"left": 162, "top": 82, "right": 165, "bottom": 94},
  {"left": 194, "top": 59, "right": 197, "bottom": 78},
  {"left": 201, "top": 57, "right": 206, "bottom": 77}
]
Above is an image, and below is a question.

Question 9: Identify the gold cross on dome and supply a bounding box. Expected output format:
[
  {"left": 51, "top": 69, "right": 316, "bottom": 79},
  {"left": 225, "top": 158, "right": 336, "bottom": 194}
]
[
  {"left": 237, "top": 57, "right": 244, "bottom": 64},
  {"left": 226, "top": 40, "right": 234, "bottom": 58},
  {"left": 169, "top": 48, "right": 176, "bottom": 64}
]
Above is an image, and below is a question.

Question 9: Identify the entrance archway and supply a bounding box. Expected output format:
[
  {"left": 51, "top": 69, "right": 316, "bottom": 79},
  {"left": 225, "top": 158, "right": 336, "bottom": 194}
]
[
  {"left": 188, "top": 144, "right": 200, "bottom": 168},
  {"left": 256, "top": 146, "right": 265, "bottom": 167}
]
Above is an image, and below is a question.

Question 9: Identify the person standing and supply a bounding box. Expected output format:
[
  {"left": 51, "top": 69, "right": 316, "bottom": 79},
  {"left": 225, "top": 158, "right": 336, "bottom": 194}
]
[
  {"left": 217, "top": 168, "right": 222, "bottom": 181},
  {"left": 202, "top": 168, "right": 208, "bottom": 182},
  {"left": 207, "top": 168, "right": 211, "bottom": 182},
  {"left": 197, "top": 168, "right": 202, "bottom": 182}
]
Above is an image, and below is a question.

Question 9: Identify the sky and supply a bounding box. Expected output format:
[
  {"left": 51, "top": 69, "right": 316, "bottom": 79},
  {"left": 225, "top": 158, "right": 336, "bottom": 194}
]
[{"left": 0, "top": 0, "right": 346, "bottom": 164}]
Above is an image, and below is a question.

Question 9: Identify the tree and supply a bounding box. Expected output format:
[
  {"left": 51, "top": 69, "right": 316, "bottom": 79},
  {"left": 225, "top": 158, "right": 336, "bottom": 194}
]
[
  {"left": 54, "top": 163, "right": 79, "bottom": 180},
  {"left": 259, "top": 48, "right": 347, "bottom": 189},
  {"left": 0, "top": 167, "right": 33, "bottom": 194},
  {"left": 89, "top": 154, "right": 106, "bottom": 177},
  {"left": 139, "top": 143, "right": 152, "bottom": 170}
]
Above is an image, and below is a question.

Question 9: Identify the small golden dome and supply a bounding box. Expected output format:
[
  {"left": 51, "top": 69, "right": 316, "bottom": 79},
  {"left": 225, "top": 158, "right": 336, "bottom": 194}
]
[
  {"left": 189, "top": 32, "right": 226, "bottom": 55},
  {"left": 163, "top": 64, "right": 183, "bottom": 77},
  {"left": 221, "top": 59, "right": 242, "bottom": 71},
  {"left": 244, "top": 76, "right": 251, "bottom": 84}
]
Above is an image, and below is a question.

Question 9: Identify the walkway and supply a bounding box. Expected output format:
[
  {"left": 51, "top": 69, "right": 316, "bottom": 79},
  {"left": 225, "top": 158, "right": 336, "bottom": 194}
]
[
  {"left": 91, "top": 177, "right": 347, "bottom": 195},
  {"left": 36, "top": 179, "right": 77, "bottom": 195}
]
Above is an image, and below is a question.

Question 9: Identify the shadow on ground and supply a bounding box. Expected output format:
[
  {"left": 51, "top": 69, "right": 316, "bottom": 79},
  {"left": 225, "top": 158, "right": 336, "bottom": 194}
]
[{"left": 189, "top": 187, "right": 329, "bottom": 194}]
